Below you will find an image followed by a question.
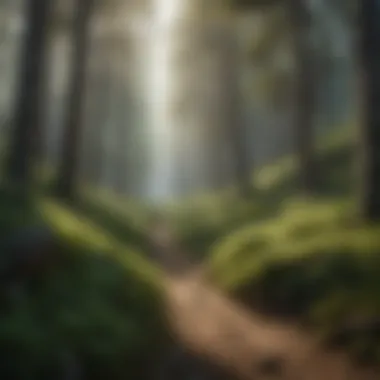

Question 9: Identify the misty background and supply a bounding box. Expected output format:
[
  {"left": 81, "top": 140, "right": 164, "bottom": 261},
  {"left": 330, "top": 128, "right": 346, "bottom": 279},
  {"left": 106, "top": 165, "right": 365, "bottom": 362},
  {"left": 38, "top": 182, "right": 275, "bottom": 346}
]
[{"left": 0, "top": 0, "right": 356, "bottom": 201}]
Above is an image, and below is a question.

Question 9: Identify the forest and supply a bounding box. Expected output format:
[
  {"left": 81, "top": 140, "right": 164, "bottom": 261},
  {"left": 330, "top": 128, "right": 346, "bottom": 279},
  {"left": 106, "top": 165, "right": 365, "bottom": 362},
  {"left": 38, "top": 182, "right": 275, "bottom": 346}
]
[{"left": 0, "top": 0, "right": 380, "bottom": 379}]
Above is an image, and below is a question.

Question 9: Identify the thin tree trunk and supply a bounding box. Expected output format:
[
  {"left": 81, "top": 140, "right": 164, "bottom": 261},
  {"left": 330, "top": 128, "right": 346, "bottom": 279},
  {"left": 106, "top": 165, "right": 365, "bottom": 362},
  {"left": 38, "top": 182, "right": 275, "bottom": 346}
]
[
  {"left": 114, "top": 47, "right": 130, "bottom": 194},
  {"left": 219, "top": 24, "right": 251, "bottom": 197},
  {"left": 55, "top": 0, "right": 94, "bottom": 199},
  {"left": 5, "top": 0, "right": 51, "bottom": 187},
  {"left": 107, "top": 39, "right": 129, "bottom": 194},
  {"left": 290, "top": 0, "right": 316, "bottom": 195},
  {"left": 86, "top": 39, "right": 112, "bottom": 187},
  {"left": 358, "top": 0, "right": 380, "bottom": 221}
]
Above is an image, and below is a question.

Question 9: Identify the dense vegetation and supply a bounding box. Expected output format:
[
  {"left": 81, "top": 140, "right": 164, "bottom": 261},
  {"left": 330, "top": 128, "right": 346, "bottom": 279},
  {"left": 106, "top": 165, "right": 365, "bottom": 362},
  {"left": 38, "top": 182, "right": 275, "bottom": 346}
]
[
  {"left": 0, "top": 188, "right": 168, "bottom": 379},
  {"left": 173, "top": 133, "right": 380, "bottom": 364}
]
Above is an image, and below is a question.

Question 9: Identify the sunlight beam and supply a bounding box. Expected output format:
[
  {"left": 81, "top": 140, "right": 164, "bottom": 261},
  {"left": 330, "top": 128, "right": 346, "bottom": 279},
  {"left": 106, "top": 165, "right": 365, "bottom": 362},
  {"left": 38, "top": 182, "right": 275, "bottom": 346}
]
[{"left": 148, "top": 0, "right": 186, "bottom": 201}]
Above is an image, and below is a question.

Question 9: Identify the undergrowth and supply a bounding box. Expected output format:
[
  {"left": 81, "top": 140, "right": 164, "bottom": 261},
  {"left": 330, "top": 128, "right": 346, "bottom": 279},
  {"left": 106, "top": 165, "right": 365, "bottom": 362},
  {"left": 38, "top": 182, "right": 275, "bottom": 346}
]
[{"left": 0, "top": 188, "right": 168, "bottom": 379}]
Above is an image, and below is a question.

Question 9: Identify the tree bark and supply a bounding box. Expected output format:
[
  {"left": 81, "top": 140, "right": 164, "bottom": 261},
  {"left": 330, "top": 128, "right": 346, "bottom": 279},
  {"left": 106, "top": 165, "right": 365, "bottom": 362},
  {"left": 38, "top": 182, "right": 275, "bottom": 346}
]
[
  {"left": 55, "top": 0, "right": 94, "bottom": 199},
  {"left": 5, "top": 0, "right": 51, "bottom": 187},
  {"left": 358, "top": 0, "right": 380, "bottom": 221}
]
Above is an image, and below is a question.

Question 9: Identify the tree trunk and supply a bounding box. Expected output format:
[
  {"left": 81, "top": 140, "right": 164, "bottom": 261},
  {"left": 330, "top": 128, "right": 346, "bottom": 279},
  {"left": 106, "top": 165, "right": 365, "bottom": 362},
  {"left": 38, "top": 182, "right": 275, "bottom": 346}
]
[
  {"left": 107, "top": 39, "right": 130, "bottom": 194},
  {"left": 55, "top": 0, "right": 94, "bottom": 199},
  {"left": 114, "top": 50, "right": 130, "bottom": 195},
  {"left": 5, "top": 0, "right": 51, "bottom": 187},
  {"left": 85, "top": 39, "right": 112, "bottom": 187},
  {"left": 290, "top": 0, "right": 316, "bottom": 195},
  {"left": 218, "top": 24, "right": 252, "bottom": 197},
  {"left": 358, "top": 0, "right": 380, "bottom": 221}
]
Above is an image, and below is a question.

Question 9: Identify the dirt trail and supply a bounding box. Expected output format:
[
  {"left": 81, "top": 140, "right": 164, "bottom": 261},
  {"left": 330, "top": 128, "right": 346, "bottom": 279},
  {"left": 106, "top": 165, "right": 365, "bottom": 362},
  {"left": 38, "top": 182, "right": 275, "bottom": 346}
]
[
  {"left": 149, "top": 226, "right": 380, "bottom": 379},
  {"left": 163, "top": 273, "right": 380, "bottom": 380}
]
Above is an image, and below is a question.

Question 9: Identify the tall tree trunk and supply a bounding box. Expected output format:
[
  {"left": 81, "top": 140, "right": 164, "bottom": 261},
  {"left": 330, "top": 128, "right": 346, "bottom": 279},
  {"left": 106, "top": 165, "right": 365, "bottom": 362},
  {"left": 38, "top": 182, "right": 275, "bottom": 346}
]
[
  {"left": 85, "top": 39, "right": 112, "bottom": 187},
  {"left": 5, "top": 0, "right": 51, "bottom": 187},
  {"left": 114, "top": 40, "right": 130, "bottom": 194},
  {"left": 55, "top": 0, "right": 94, "bottom": 199},
  {"left": 358, "top": 0, "right": 380, "bottom": 221},
  {"left": 218, "top": 24, "right": 251, "bottom": 197},
  {"left": 289, "top": 0, "right": 316, "bottom": 195}
]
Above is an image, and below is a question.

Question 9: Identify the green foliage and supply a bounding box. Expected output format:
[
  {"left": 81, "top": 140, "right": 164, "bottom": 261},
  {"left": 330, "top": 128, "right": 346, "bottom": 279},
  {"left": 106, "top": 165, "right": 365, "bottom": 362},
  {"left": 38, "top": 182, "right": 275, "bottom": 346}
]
[
  {"left": 199, "top": 128, "right": 366, "bottom": 320},
  {"left": 76, "top": 187, "right": 153, "bottom": 250},
  {"left": 208, "top": 198, "right": 358, "bottom": 288},
  {"left": 0, "top": 188, "right": 167, "bottom": 379},
  {"left": 205, "top": 196, "right": 380, "bottom": 361},
  {"left": 168, "top": 126, "right": 380, "bottom": 362},
  {"left": 0, "top": 251, "right": 166, "bottom": 379},
  {"left": 0, "top": 187, "right": 41, "bottom": 238},
  {"left": 39, "top": 197, "right": 163, "bottom": 285},
  {"left": 170, "top": 127, "right": 354, "bottom": 260}
]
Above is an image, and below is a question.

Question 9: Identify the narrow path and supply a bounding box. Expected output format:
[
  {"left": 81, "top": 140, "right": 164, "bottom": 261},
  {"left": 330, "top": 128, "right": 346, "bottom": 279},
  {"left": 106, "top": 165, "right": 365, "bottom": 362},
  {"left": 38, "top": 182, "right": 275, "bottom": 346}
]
[
  {"left": 149, "top": 224, "right": 380, "bottom": 380},
  {"left": 163, "top": 274, "right": 379, "bottom": 380}
]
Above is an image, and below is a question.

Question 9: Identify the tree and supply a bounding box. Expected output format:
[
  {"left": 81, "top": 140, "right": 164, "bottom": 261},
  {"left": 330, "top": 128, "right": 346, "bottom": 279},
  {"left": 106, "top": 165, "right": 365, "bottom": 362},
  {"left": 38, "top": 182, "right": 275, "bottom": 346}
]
[
  {"left": 215, "top": 23, "right": 252, "bottom": 197},
  {"left": 358, "top": 0, "right": 380, "bottom": 221},
  {"left": 228, "top": 0, "right": 317, "bottom": 195},
  {"left": 5, "top": 0, "right": 51, "bottom": 187},
  {"left": 113, "top": 43, "right": 131, "bottom": 194},
  {"left": 55, "top": 0, "right": 94, "bottom": 198},
  {"left": 82, "top": 36, "right": 112, "bottom": 187},
  {"left": 289, "top": 0, "right": 316, "bottom": 194}
]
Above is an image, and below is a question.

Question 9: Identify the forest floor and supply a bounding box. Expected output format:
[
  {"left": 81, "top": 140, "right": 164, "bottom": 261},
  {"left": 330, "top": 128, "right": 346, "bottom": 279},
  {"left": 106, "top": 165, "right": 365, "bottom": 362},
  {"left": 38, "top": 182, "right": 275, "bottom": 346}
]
[
  {"left": 2, "top": 128, "right": 379, "bottom": 379},
  {"left": 154, "top": 242, "right": 380, "bottom": 380}
]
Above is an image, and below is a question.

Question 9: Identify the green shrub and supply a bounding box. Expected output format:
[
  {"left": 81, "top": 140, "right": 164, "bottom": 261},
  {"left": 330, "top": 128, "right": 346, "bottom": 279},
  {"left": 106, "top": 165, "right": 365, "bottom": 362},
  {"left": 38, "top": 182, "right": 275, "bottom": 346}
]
[
  {"left": 0, "top": 189, "right": 167, "bottom": 379},
  {"left": 208, "top": 198, "right": 380, "bottom": 325},
  {"left": 0, "top": 242, "right": 167, "bottom": 379}
]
